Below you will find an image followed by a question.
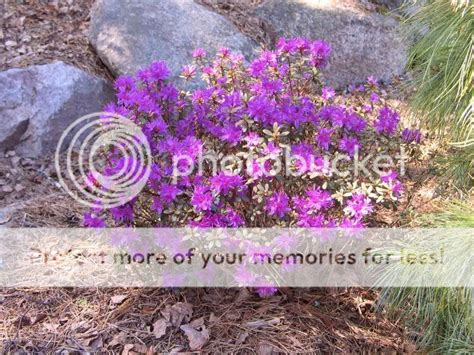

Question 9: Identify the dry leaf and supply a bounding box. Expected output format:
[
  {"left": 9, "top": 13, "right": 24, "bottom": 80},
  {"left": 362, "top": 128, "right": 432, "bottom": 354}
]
[
  {"left": 257, "top": 342, "right": 276, "bottom": 355},
  {"left": 169, "top": 347, "right": 184, "bottom": 354},
  {"left": 208, "top": 312, "right": 218, "bottom": 324},
  {"left": 152, "top": 318, "right": 170, "bottom": 339},
  {"left": 189, "top": 317, "right": 205, "bottom": 328},
  {"left": 109, "top": 332, "right": 128, "bottom": 347},
  {"left": 161, "top": 302, "right": 193, "bottom": 327},
  {"left": 43, "top": 322, "right": 60, "bottom": 332},
  {"left": 30, "top": 313, "right": 47, "bottom": 325},
  {"left": 111, "top": 295, "right": 128, "bottom": 304},
  {"left": 122, "top": 344, "right": 134, "bottom": 355},
  {"left": 235, "top": 331, "right": 249, "bottom": 345},
  {"left": 235, "top": 288, "right": 251, "bottom": 303},
  {"left": 90, "top": 336, "right": 104, "bottom": 351},
  {"left": 13, "top": 315, "right": 31, "bottom": 328},
  {"left": 131, "top": 343, "right": 149, "bottom": 354},
  {"left": 180, "top": 323, "right": 210, "bottom": 350},
  {"left": 244, "top": 317, "right": 282, "bottom": 329}
]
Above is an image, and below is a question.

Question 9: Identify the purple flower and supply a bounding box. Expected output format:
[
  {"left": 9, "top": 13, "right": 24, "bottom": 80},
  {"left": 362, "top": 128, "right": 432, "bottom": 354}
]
[
  {"left": 145, "top": 118, "right": 168, "bottom": 137},
  {"left": 181, "top": 64, "right": 197, "bottom": 80},
  {"left": 244, "top": 132, "right": 262, "bottom": 147},
  {"left": 309, "top": 40, "right": 331, "bottom": 68},
  {"left": 367, "top": 76, "right": 378, "bottom": 86},
  {"left": 191, "top": 185, "right": 213, "bottom": 212},
  {"left": 344, "top": 194, "right": 373, "bottom": 219},
  {"left": 344, "top": 112, "right": 366, "bottom": 133},
  {"left": 263, "top": 141, "right": 282, "bottom": 157},
  {"left": 319, "top": 106, "right": 345, "bottom": 127},
  {"left": 114, "top": 75, "right": 135, "bottom": 93},
  {"left": 250, "top": 50, "right": 277, "bottom": 77},
  {"left": 391, "top": 181, "right": 403, "bottom": 197},
  {"left": 210, "top": 173, "right": 243, "bottom": 195},
  {"left": 340, "top": 217, "right": 364, "bottom": 228},
  {"left": 218, "top": 47, "right": 231, "bottom": 58},
  {"left": 316, "top": 128, "right": 333, "bottom": 151},
  {"left": 256, "top": 287, "right": 278, "bottom": 298},
  {"left": 375, "top": 106, "right": 399, "bottom": 136},
  {"left": 322, "top": 86, "right": 335, "bottom": 101},
  {"left": 306, "top": 187, "right": 333, "bottom": 210},
  {"left": 381, "top": 171, "right": 403, "bottom": 197},
  {"left": 151, "top": 197, "right": 163, "bottom": 214},
  {"left": 192, "top": 48, "right": 206, "bottom": 59},
  {"left": 381, "top": 170, "right": 398, "bottom": 183},
  {"left": 83, "top": 213, "right": 105, "bottom": 228},
  {"left": 363, "top": 104, "right": 372, "bottom": 113},
  {"left": 160, "top": 184, "right": 181, "bottom": 203},
  {"left": 223, "top": 208, "right": 244, "bottom": 227},
  {"left": 289, "top": 143, "right": 315, "bottom": 174},
  {"left": 265, "top": 191, "right": 291, "bottom": 218},
  {"left": 370, "top": 92, "right": 380, "bottom": 103},
  {"left": 297, "top": 213, "right": 325, "bottom": 227},
  {"left": 219, "top": 124, "right": 242, "bottom": 145},
  {"left": 110, "top": 204, "right": 134, "bottom": 224},
  {"left": 339, "top": 136, "right": 360, "bottom": 156},
  {"left": 138, "top": 61, "right": 170, "bottom": 83},
  {"left": 277, "top": 37, "right": 300, "bottom": 54},
  {"left": 402, "top": 128, "right": 423, "bottom": 144},
  {"left": 247, "top": 95, "right": 278, "bottom": 126}
]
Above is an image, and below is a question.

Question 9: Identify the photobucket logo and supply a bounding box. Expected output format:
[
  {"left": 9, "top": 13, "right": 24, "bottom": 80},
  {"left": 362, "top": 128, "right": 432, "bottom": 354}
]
[
  {"left": 55, "top": 112, "right": 152, "bottom": 209},
  {"left": 172, "top": 146, "right": 407, "bottom": 182}
]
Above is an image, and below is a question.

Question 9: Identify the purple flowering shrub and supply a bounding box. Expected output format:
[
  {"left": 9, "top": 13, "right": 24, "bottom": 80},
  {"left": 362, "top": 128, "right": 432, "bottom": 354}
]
[{"left": 84, "top": 37, "right": 422, "bottom": 229}]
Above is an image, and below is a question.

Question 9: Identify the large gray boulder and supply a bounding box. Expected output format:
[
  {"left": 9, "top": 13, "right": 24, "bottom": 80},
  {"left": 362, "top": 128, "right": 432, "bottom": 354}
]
[
  {"left": 88, "top": 0, "right": 260, "bottom": 78},
  {"left": 254, "top": 0, "right": 407, "bottom": 88},
  {"left": 0, "top": 62, "right": 114, "bottom": 157}
]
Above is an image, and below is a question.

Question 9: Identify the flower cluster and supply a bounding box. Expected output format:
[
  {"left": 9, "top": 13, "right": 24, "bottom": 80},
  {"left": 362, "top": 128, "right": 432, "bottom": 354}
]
[{"left": 83, "top": 38, "right": 423, "bottom": 230}]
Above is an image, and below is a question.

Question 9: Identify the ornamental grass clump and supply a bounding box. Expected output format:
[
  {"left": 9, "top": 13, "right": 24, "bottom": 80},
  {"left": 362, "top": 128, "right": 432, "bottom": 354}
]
[
  {"left": 83, "top": 38, "right": 422, "bottom": 228},
  {"left": 402, "top": 0, "right": 473, "bottom": 189}
]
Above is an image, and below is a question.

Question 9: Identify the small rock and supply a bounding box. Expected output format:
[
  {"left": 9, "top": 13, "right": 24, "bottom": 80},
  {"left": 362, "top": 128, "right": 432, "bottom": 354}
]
[
  {"left": 0, "top": 62, "right": 114, "bottom": 157},
  {"left": 0, "top": 210, "right": 12, "bottom": 225},
  {"left": 2, "top": 186, "right": 13, "bottom": 193},
  {"left": 14, "top": 184, "right": 25, "bottom": 192},
  {"left": 21, "top": 34, "right": 32, "bottom": 43},
  {"left": 5, "top": 40, "right": 17, "bottom": 47}
]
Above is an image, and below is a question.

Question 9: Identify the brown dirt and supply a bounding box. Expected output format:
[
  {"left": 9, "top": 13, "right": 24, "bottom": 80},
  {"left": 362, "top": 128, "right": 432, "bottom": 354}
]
[
  {"left": 0, "top": 287, "right": 418, "bottom": 353},
  {"left": 0, "top": 0, "right": 112, "bottom": 80},
  {"left": 0, "top": 152, "right": 86, "bottom": 228}
]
